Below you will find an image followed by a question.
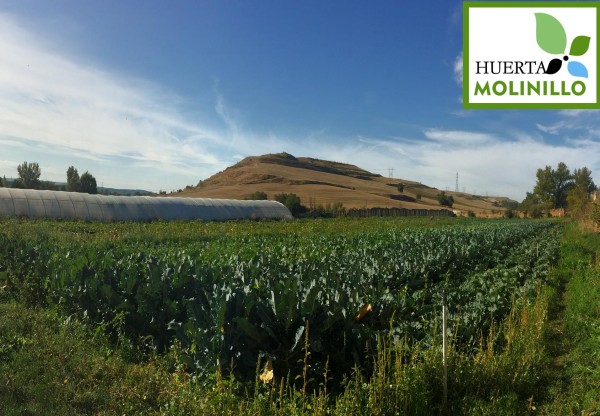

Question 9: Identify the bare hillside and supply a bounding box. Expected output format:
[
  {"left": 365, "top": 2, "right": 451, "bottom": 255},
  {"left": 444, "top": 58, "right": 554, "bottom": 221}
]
[{"left": 175, "top": 153, "right": 515, "bottom": 213}]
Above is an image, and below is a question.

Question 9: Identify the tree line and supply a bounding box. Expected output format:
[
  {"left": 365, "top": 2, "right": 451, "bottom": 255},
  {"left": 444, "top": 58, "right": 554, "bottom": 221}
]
[
  {"left": 521, "top": 162, "right": 596, "bottom": 217},
  {"left": 0, "top": 162, "right": 98, "bottom": 194}
]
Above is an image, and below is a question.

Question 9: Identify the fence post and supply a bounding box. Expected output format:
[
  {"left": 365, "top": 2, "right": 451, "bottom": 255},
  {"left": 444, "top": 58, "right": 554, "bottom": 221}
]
[{"left": 442, "top": 289, "right": 448, "bottom": 410}]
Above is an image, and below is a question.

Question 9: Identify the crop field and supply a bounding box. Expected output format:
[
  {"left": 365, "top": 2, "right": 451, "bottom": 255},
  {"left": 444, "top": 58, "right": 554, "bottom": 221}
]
[{"left": 0, "top": 218, "right": 559, "bottom": 381}]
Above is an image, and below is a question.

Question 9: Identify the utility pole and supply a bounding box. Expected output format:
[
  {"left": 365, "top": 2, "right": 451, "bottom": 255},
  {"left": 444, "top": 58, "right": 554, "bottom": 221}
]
[{"left": 455, "top": 172, "right": 459, "bottom": 193}]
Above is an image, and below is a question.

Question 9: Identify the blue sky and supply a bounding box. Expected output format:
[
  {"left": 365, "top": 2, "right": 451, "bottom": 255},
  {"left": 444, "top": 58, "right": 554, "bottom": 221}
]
[{"left": 0, "top": 0, "right": 598, "bottom": 200}]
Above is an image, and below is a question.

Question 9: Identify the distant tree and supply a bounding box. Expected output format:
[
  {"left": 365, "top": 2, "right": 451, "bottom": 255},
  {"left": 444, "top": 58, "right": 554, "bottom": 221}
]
[
  {"left": 567, "top": 167, "right": 596, "bottom": 212},
  {"left": 397, "top": 183, "right": 404, "bottom": 193},
  {"left": 533, "top": 162, "right": 572, "bottom": 209},
  {"left": 532, "top": 166, "right": 555, "bottom": 208},
  {"left": 17, "top": 161, "right": 41, "bottom": 189},
  {"left": 0, "top": 176, "right": 5, "bottom": 187},
  {"left": 499, "top": 200, "right": 519, "bottom": 210},
  {"left": 520, "top": 192, "right": 545, "bottom": 218},
  {"left": 66, "top": 166, "right": 80, "bottom": 192},
  {"left": 274, "top": 192, "right": 306, "bottom": 216},
  {"left": 39, "top": 181, "right": 58, "bottom": 191},
  {"left": 246, "top": 191, "right": 268, "bottom": 200},
  {"left": 524, "top": 162, "right": 595, "bottom": 215},
  {"left": 553, "top": 162, "right": 573, "bottom": 208},
  {"left": 79, "top": 171, "right": 97, "bottom": 194},
  {"left": 573, "top": 167, "right": 596, "bottom": 194},
  {"left": 437, "top": 191, "right": 454, "bottom": 208}
]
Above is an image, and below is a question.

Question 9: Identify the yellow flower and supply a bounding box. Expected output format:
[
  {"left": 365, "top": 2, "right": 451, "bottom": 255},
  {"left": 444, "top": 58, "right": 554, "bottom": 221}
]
[{"left": 259, "top": 358, "right": 274, "bottom": 384}]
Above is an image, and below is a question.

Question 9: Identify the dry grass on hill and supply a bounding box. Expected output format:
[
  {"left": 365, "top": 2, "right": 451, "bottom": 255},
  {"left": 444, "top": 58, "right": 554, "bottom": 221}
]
[{"left": 174, "top": 153, "right": 515, "bottom": 214}]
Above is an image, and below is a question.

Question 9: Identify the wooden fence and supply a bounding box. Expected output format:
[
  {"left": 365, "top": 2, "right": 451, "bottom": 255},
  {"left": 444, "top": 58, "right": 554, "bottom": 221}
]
[{"left": 338, "top": 207, "right": 455, "bottom": 218}]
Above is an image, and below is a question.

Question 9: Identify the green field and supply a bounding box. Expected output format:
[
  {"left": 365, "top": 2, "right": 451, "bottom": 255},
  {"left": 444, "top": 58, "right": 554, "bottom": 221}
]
[{"left": 0, "top": 217, "right": 598, "bottom": 414}]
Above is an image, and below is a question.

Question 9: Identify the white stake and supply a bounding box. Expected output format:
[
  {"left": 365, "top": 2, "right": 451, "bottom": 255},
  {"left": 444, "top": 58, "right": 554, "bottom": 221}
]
[{"left": 442, "top": 289, "right": 448, "bottom": 408}]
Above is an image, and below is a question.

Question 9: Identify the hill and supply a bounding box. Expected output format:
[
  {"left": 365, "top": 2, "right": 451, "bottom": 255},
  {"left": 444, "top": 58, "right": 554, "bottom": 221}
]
[{"left": 175, "top": 153, "right": 517, "bottom": 214}]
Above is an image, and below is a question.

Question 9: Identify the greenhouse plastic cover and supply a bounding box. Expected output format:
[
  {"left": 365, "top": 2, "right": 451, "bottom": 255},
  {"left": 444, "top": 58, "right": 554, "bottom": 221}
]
[{"left": 0, "top": 188, "right": 293, "bottom": 221}]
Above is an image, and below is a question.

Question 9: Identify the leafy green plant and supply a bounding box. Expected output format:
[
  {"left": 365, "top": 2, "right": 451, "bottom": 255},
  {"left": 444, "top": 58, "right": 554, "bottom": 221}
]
[{"left": 0, "top": 218, "right": 561, "bottom": 390}]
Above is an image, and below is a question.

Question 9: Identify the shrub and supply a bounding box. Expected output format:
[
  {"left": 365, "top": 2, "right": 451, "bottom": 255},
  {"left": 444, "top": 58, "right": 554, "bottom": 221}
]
[
  {"left": 437, "top": 191, "right": 454, "bottom": 208},
  {"left": 274, "top": 193, "right": 306, "bottom": 216},
  {"left": 246, "top": 191, "right": 268, "bottom": 200}
]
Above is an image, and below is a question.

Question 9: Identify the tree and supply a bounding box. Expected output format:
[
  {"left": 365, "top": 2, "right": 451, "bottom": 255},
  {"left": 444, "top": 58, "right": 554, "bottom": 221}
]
[
  {"left": 274, "top": 193, "right": 306, "bottom": 216},
  {"left": 67, "top": 166, "right": 98, "bottom": 194},
  {"left": 526, "top": 162, "right": 595, "bottom": 213},
  {"left": 66, "top": 166, "right": 80, "bottom": 192},
  {"left": 17, "top": 161, "right": 41, "bottom": 189},
  {"left": 567, "top": 167, "right": 596, "bottom": 212},
  {"left": 437, "top": 191, "right": 454, "bottom": 208},
  {"left": 572, "top": 167, "right": 596, "bottom": 194},
  {"left": 397, "top": 183, "right": 404, "bottom": 193},
  {"left": 79, "top": 171, "right": 97, "bottom": 194},
  {"left": 553, "top": 162, "right": 572, "bottom": 209},
  {"left": 246, "top": 191, "right": 268, "bottom": 200},
  {"left": 532, "top": 162, "right": 572, "bottom": 209},
  {"left": 520, "top": 191, "right": 545, "bottom": 218},
  {"left": 532, "top": 166, "right": 555, "bottom": 208},
  {"left": 0, "top": 176, "right": 5, "bottom": 187}
]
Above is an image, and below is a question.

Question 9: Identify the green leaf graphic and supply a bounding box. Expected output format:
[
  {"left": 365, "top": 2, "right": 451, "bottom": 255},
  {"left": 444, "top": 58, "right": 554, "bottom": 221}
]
[
  {"left": 535, "top": 13, "right": 567, "bottom": 54},
  {"left": 569, "top": 36, "right": 590, "bottom": 56}
]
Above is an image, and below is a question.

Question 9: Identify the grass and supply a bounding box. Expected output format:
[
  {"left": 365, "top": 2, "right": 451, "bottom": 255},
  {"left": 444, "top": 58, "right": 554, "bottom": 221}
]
[
  {"left": 0, "top": 300, "right": 117, "bottom": 415},
  {"left": 538, "top": 221, "right": 600, "bottom": 415},
  {"left": 0, "top": 296, "right": 203, "bottom": 415}
]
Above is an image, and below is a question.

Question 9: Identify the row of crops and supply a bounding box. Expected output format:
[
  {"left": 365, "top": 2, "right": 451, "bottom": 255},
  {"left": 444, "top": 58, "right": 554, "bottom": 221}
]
[{"left": 0, "top": 218, "right": 560, "bottom": 386}]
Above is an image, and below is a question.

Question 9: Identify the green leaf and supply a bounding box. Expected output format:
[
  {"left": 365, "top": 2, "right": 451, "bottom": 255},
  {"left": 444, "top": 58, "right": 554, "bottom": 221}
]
[
  {"left": 289, "top": 325, "right": 305, "bottom": 353},
  {"left": 569, "top": 36, "right": 590, "bottom": 56},
  {"left": 232, "top": 317, "right": 265, "bottom": 344},
  {"left": 535, "top": 13, "right": 567, "bottom": 54}
]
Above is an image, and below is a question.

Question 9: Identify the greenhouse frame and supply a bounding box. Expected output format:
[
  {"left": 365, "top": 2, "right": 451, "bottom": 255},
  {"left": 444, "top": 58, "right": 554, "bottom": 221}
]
[{"left": 0, "top": 188, "right": 293, "bottom": 221}]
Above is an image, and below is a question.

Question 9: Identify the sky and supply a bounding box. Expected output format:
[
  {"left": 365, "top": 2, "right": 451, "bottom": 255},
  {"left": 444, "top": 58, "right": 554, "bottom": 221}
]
[{"left": 0, "top": 0, "right": 598, "bottom": 200}]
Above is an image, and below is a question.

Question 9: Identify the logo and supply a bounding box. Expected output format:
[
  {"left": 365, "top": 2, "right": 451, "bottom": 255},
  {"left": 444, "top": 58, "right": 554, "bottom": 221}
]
[
  {"left": 464, "top": 2, "right": 600, "bottom": 109},
  {"left": 536, "top": 13, "right": 589, "bottom": 77}
]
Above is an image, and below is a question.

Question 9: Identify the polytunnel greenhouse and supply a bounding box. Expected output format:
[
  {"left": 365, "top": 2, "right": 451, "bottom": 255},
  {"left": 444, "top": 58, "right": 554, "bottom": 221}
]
[{"left": 0, "top": 188, "right": 293, "bottom": 221}]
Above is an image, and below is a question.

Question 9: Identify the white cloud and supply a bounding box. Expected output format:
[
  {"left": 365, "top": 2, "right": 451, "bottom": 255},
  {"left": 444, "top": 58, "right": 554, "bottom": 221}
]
[
  {"left": 535, "top": 122, "right": 563, "bottom": 135},
  {"left": 0, "top": 13, "right": 228, "bottom": 190},
  {"left": 322, "top": 129, "right": 600, "bottom": 201},
  {"left": 453, "top": 51, "right": 463, "bottom": 86},
  {"left": 423, "top": 128, "right": 495, "bottom": 145}
]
